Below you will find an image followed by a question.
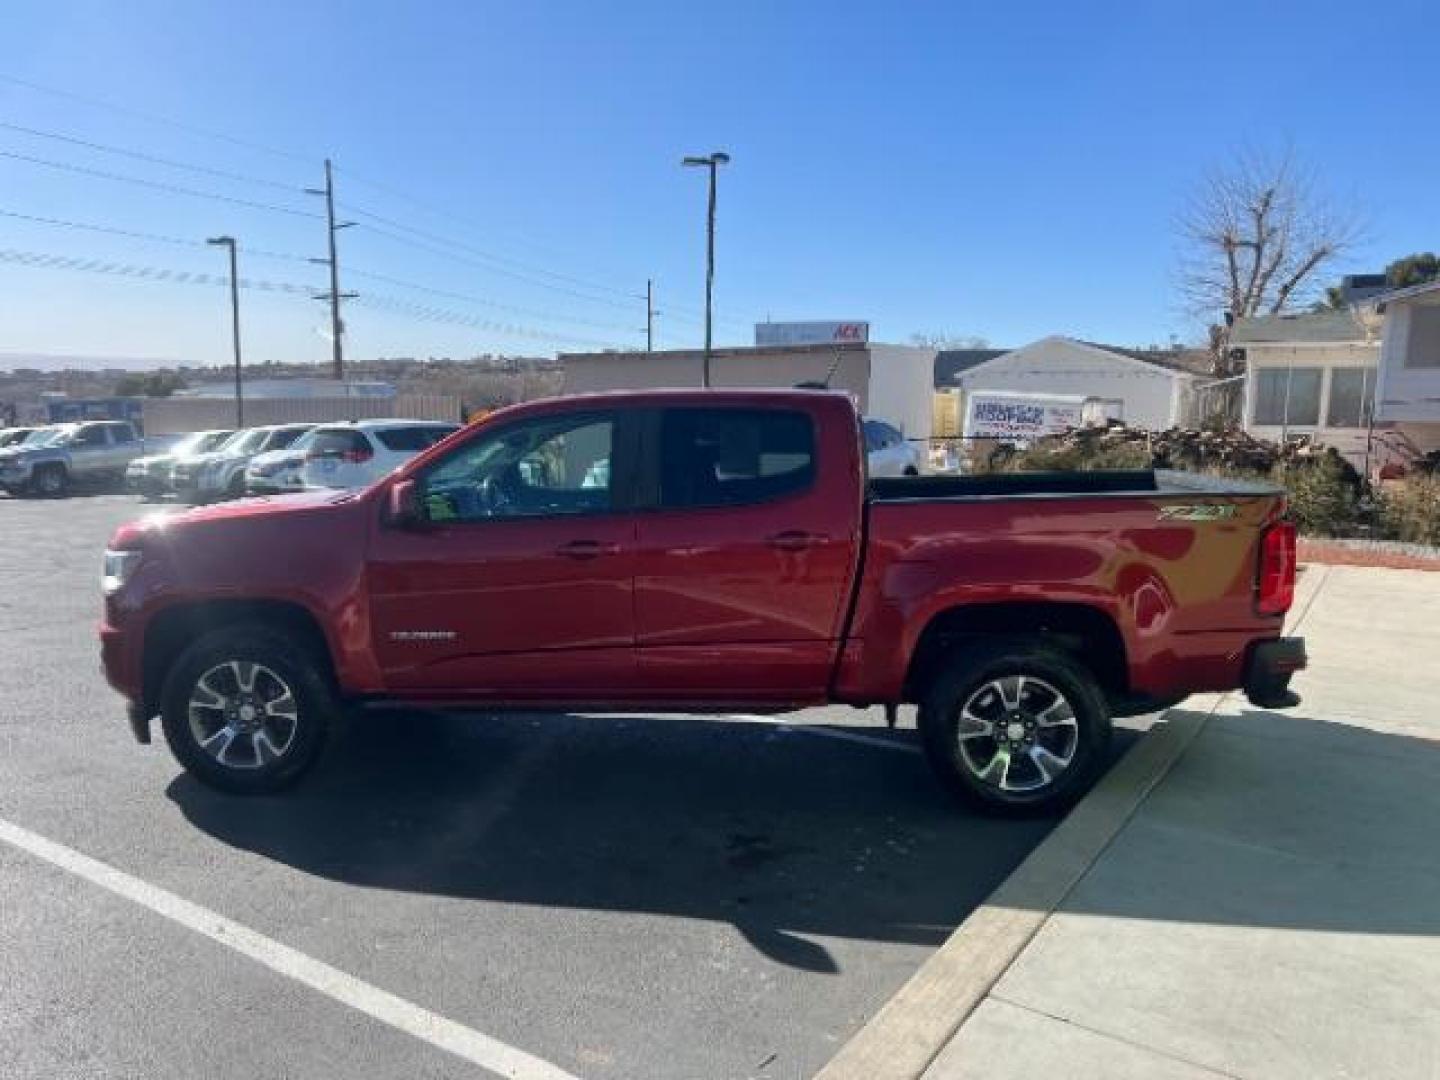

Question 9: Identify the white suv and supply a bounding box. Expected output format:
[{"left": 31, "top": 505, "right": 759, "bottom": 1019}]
[
  {"left": 298, "top": 420, "right": 460, "bottom": 490},
  {"left": 863, "top": 418, "right": 924, "bottom": 477}
]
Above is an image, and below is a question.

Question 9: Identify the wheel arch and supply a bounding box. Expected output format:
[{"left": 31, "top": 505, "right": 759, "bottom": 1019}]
[
  {"left": 904, "top": 600, "right": 1129, "bottom": 704},
  {"left": 142, "top": 598, "right": 336, "bottom": 716}
]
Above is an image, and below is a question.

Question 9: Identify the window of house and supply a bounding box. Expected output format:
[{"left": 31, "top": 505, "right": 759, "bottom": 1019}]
[
  {"left": 659, "top": 408, "right": 814, "bottom": 509},
  {"left": 1254, "top": 367, "right": 1322, "bottom": 426},
  {"left": 1325, "top": 368, "right": 1375, "bottom": 428},
  {"left": 1404, "top": 306, "right": 1440, "bottom": 369}
]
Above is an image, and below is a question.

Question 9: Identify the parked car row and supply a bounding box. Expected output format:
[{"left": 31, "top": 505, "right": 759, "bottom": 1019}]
[
  {"left": 0, "top": 418, "right": 460, "bottom": 500},
  {"left": 129, "top": 419, "right": 461, "bottom": 503},
  {"left": 5, "top": 412, "right": 914, "bottom": 498}
]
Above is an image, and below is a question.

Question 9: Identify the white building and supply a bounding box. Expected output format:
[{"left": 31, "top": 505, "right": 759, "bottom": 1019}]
[
  {"left": 176, "top": 378, "right": 396, "bottom": 399},
  {"left": 1374, "top": 278, "right": 1440, "bottom": 457},
  {"left": 561, "top": 342, "right": 940, "bottom": 443},
  {"left": 1233, "top": 311, "right": 1379, "bottom": 465},
  {"left": 941, "top": 336, "right": 1206, "bottom": 430},
  {"left": 1232, "top": 305, "right": 1440, "bottom": 472}
]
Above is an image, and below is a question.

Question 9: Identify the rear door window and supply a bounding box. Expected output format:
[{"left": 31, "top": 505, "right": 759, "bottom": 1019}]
[
  {"left": 658, "top": 408, "right": 815, "bottom": 509},
  {"left": 375, "top": 426, "right": 453, "bottom": 452},
  {"left": 306, "top": 429, "right": 371, "bottom": 458},
  {"left": 264, "top": 427, "right": 310, "bottom": 451}
]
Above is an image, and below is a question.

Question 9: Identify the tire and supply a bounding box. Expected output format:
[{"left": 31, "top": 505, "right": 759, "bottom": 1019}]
[
  {"left": 160, "top": 624, "right": 335, "bottom": 794},
  {"left": 918, "top": 638, "right": 1111, "bottom": 815},
  {"left": 226, "top": 472, "right": 246, "bottom": 500},
  {"left": 33, "top": 464, "right": 68, "bottom": 498}
]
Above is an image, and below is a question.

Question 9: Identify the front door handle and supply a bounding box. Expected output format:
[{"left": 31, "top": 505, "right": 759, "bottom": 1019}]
[
  {"left": 556, "top": 539, "right": 620, "bottom": 560},
  {"left": 767, "top": 530, "right": 827, "bottom": 552}
]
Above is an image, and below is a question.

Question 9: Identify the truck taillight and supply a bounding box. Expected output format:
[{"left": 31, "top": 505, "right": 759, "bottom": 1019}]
[
  {"left": 1257, "top": 521, "right": 1297, "bottom": 616},
  {"left": 342, "top": 446, "right": 373, "bottom": 464}
]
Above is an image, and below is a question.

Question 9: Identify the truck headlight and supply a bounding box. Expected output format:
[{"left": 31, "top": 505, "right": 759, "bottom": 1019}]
[{"left": 101, "top": 550, "right": 143, "bottom": 596}]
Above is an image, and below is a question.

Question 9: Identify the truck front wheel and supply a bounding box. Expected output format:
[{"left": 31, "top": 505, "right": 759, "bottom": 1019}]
[
  {"left": 160, "top": 625, "right": 334, "bottom": 794},
  {"left": 918, "top": 640, "right": 1111, "bottom": 815}
]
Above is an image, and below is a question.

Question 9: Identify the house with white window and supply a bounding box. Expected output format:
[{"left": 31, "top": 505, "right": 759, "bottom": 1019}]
[
  {"left": 1232, "top": 311, "right": 1383, "bottom": 467},
  {"left": 1373, "top": 278, "right": 1440, "bottom": 456},
  {"left": 1236, "top": 296, "right": 1440, "bottom": 472}
]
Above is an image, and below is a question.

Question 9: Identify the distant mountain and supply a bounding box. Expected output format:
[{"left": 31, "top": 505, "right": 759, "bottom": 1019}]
[{"left": 0, "top": 351, "right": 180, "bottom": 374}]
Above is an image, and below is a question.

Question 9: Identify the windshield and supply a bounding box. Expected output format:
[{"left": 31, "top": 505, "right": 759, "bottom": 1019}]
[
  {"left": 21, "top": 427, "right": 69, "bottom": 448},
  {"left": 220, "top": 429, "right": 269, "bottom": 455},
  {"left": 263, "top": 426, "right": 312, "bottom": 452}
]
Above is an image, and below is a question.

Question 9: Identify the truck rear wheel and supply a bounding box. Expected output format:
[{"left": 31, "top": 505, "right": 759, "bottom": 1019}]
[
  {"left": 160, "top": 625, "right": 334, "bottom": 794},
  {"left": 918, "top": 639, "right": 1110, "bottom": 815}
]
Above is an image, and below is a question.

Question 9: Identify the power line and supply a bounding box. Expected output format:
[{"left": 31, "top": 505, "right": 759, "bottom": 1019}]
[
  {"left": 0, "top": 121, "right": 302, "bottom": 192},
  {"left": 333, "top": 168, "right": 750, "bottom": 330},
  {"left": 351, "top": 294, "right": 622, "bottom": 349},
  {"left": 0, "top": 72, "right": 313, "bottom": 164},
  {"left": 344, "top": 266, "right": 639, "bottom": 332},
  {"left": 342, "top": 201, "right": 745, "bottom": 330},
  {"left": 0, "top": 207, "right": 315, "bottom": 263},
  {"left": 354, "top": 219, "right": 642, "bottom": 312},
  {"left": 0, "top": 246, "right": 315, "bottom": 293},
  {"left": 0, "top": 149, "right": 323, "bottom": 219},
  {"left": 0, "top": 245, "right": 623, "bottom": 348},
  {"left": 0, "top": 206, "right": 634, "bottom": 332},
  {"left": 342, "top": 202, "right": 640, "bottom": 299}
]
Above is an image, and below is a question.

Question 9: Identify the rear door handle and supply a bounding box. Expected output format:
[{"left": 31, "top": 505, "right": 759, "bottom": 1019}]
[
  {"left": 556, "top": 539, "right": 620, "bottom": 560},
  {"left": 767, "top": 530, "right": 827, "bottom": 552}
]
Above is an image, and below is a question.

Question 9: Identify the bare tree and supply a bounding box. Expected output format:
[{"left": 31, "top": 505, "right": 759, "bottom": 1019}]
[{"left": 1178, "top": 150, "right": 1362, "bottom": 391}]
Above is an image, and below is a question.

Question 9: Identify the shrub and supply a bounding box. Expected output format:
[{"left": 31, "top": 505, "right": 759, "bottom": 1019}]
[
  {"left": 1271, "top": 453, "right": 1360, "bottom": 537},
  {"left": 1377, "top": 476, "right": 1440, "bottom": 545},
  {"left": 999, "top": 438, "right": 1151, "bottom": 473}
]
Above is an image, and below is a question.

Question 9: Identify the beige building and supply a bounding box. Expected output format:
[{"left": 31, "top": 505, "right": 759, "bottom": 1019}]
[
  {"left": 1233, "top": 311, "right": 1388, "bottom": 469},
  {"left": 561, "top": 342, "right": 940, "bottom": 443}
]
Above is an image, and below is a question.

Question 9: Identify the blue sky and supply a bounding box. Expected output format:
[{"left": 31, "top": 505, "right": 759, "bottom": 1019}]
[{"left": 2, "top": 0, "right": 1435, "bottom": 369}]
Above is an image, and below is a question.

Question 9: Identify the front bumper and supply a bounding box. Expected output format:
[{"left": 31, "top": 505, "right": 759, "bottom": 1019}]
[
  {"left": 1244, "top": 637, "right": 1307, "bottom": 709},
  {"left": 127, "top": 472, "right": 168, "bottom": 496}
]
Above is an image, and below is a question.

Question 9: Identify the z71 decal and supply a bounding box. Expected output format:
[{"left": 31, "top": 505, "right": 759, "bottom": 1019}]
[{"left": 1158, "top": 503, "right": 1238, "bottom": 522}]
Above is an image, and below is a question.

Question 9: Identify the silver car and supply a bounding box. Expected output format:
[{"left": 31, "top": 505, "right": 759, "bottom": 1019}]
[
  {"left": 0, "top": 421, "right": 145, "bottom": 497},
  {"left": 174, "top": 424, "right": 315, "bottom": 503},
  {"left": 126, "top": 429, "right": 233, "bottom": 500}
]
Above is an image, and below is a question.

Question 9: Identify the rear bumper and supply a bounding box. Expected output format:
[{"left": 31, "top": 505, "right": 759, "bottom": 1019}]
[{"left": 1244, "top": 636, "right": 1307, "bottom": 709}]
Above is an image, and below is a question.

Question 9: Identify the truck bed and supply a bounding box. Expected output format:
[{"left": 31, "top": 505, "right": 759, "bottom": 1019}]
[{"left": 868, "top": 469, "right": 1283, "bottom": 503}]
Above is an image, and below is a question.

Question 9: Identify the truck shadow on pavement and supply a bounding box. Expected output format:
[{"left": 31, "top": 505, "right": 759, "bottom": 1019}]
[{"left": 166, "top": 711, "right": 1135, "bottom": 972}]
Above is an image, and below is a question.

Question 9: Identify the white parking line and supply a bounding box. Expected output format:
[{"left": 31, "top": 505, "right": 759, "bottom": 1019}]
[
  {"left": 726, "top": 715, "right": 923, "bottom": 755},
  {"left": 0, "top": 816, "right": 582, "bottom": 1080}
]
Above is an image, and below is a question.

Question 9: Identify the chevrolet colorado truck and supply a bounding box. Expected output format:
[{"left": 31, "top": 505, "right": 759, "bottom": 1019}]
[{"left": 100, "top": 389, "right": 1305, "bottom": 813}]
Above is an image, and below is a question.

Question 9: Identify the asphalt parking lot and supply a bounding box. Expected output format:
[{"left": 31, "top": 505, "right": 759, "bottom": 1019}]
[{"left": 0, "top": 493, "right": 1131, "bottom": 1080}]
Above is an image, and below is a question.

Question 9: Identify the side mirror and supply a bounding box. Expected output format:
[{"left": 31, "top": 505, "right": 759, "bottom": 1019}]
[{"left": 387, "top": 478, "right": 424, "bottom": 528}]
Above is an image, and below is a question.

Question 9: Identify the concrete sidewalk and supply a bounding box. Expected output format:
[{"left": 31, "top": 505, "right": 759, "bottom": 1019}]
[{"left": 923, "top": 563, "right": 1440, "bottom": 1080}]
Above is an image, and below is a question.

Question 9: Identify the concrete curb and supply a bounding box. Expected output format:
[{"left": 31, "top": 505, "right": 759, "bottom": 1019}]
[{"left": 814, "top": 707, "right": 1213, "bottom": 1080}]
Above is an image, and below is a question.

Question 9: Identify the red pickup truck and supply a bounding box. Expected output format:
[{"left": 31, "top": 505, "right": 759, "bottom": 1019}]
[{"left": 100, "top": 389, "right": 1304, "bottom": 814}]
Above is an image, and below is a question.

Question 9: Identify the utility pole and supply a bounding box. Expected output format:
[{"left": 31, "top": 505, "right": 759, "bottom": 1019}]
[
  {"left": 681, "top": 151, "right": 730, "bottom": 386},
  {"left": 646, "top": 278, "right": 654, "bottom": 352},
  {"left": 206, "top": 235, "right": 243, "bottom": 427},
  {"left": 306, "top": 158, "right": 356, "bottom": 381}
]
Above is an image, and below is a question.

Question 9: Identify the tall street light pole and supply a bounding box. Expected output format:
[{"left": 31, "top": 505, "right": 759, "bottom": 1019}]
[
  {"left": 207, "top": 235, "right": 243, "bottom": 427},
  {"left": 682, "top": 151, "right": 730, "bottom": 387}
]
